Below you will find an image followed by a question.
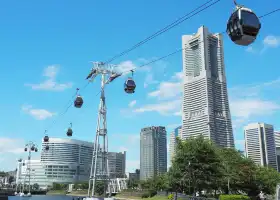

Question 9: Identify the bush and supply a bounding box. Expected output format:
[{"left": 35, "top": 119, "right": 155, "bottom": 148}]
[
  {"left": 148, "top": 190, "right": 157, "bottom": 197},
  {"left": 168, "top": 194, "right": 174, "bottom": 200},
  {"left": 141, "top": 193, "right": 149, "bottom": 198},
  {"left": 220, "top": 195, "right": 250, "bottom": 200}
]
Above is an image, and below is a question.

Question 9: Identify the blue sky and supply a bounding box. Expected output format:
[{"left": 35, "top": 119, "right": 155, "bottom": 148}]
[{"left": 0, "top": 0, "right": 280, "bottom": 172}]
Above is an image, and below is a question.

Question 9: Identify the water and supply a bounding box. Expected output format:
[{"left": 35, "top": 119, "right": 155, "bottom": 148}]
[{"left": 8, "top": 195, "right": 84, "bottom": 200}]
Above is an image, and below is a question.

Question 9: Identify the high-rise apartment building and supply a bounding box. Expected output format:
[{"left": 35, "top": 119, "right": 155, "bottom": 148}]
[
  {"left": 244, "top": 123, "right": 278, "bottom": 171},
  {"left": 169, "top": 126, "right": 182, "bottom": 164},
  {"left": 140, "top": 126, "right": 167, "bottom": 180},
  {"left": 181, "top": 26, "right": 234, "bottom": 148},
  {"left": 274, "top": 131, "right": 280, "bottom": 172}
]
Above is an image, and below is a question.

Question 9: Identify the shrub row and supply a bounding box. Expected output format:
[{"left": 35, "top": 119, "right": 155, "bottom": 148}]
[
  {"left": 141, "top": 190, "right": 157, "bottom": 198},
  {"left": 219, "top": 195, "right": 250, "bottom": 200}
]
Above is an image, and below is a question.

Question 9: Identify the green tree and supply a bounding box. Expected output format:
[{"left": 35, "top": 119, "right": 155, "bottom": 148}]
[
  {"left": 154, "top": 174, "right": 168, "bottom": 191},
  {"left": 173, "top": 136, "right": 223, "bottom": 194},
  {"left": 33, "top": 183, "right": 39, "bottom": 190},
  {"left": 255, "top": 166, "right": 280, "bottom": 195},
  {"left": 8, "top": 176, "right": 14, "bottom": 184},
  {"left": 95, "top": 181, "right": 105, "bottom": 196},
  {"left": 168, "top": 163, "right": 184, "bottom": 199}
]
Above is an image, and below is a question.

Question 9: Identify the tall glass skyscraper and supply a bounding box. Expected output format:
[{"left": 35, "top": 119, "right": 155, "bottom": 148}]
[
  {"left": 140, "top": 126, "right": 167, "bottom": 180},
  {"left": 245, "top": 123, "right": 278, "bottom": 171},
  {"left": 169, "top": 126, "right": 182, "bottom": 164},
  {"left": 181, "top": 26, "right": 234, "bottom": 148},
  {"left": 275, "top": 131, "right": 280, "bottom": 172}
]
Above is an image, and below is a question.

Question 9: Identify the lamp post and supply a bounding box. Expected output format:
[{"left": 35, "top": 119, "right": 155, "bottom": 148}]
[{"left": 24, "top": 141, "right": 38, "bottom": 197}]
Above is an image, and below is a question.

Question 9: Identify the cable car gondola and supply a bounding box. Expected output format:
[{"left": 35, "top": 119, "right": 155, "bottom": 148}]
[
  {"left": 74, "top": 88, "right": 83, "bottom": 108},
  {"left": 45, "top": 145, "right": 49, "bottom": 151},
  {"left": 35, "top": 148, "right": 38, "bottom": 152},
  {"left": 66, "top": 123, "right": 73, "bottom": 137},
  {"left": 43, "top": 130, "right": 49, "bottom": 142},
  {"left": 44, "top": 135, "right": 49, "bottom": 143},
  {"left": 124, "top": 70, "right": 136, "bottom": 94},
  {"left": 24, "top": 147, "right": 27, "bottom": 152},
  {"left": 31, "top": 146, "right": 35, "bottom": 151},
  {"left": 226, "top": 0, "right": 261, "bottom": 46}
]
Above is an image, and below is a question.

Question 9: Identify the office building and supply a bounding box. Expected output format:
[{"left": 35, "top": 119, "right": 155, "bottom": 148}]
[
  {"left": 140, "top": 126, "right": 167, "bottom": 180},
  {"left": 41, "top": 137, "right": 101, "bottom": 183},
  {"left": 275, "top": 131, "right": 280, "bottom": 172},
  {"left": 128, "top": 169, "right": 140, "bottom": 182},
  {"left": 181, "top": 26, "right": 234, "bottom": 148},
  {"left": 16, "top": 137, "right": 126, "bottom": 188},
  {"left": 169, "top": 126, "right": 182, "bottom": 163},
  {"left": 244, "top": 123, "right": 278, "bottom": 171},
  {"left": 108, "top": 151, "right": 126, "bottom": 178}
]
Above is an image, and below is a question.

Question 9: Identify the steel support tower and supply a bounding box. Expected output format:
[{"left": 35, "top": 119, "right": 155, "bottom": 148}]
[{"left": 87, "top": 62, "right": 121, "bottom": 198}]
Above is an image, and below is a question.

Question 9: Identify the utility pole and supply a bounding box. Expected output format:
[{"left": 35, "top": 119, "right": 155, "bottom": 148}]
[{"left": 86, "top": 62, "right": 122, "bottom": 198}]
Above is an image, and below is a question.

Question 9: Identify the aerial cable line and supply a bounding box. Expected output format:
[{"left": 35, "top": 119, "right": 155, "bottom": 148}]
[
  {"left": 41, "top": 0, "right": 222, "bottom": 134},
  {"left": 44, "top": 81, "right": 90, "bottom": 132},
  {"left": 104, "top": 0, "right": 222, "bottom": 64},
  {"left": 42, "top": 6, "right": 279, "bottom": 136},
  {"left": 120, "top": 7, "right": 280, "bottom": 75}
]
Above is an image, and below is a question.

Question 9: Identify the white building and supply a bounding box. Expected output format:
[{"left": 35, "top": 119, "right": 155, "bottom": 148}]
[
  {"left": 274, "top": 131, "right": 280, "bottom": 172},
  {"left": 181, "top": 26, "right": 234, "bottom": 148},
  {"left": 16, "top": 137, "right": 126, "bottom": 189},
  {"left": 169, "top": 126, "right": 182, "bottom": 164},
  {"left": 244, "top": 123, "right": 278, "bottom": 171},
  {"left": 16, "top": 160, "right": 48, "bottom": 189}
]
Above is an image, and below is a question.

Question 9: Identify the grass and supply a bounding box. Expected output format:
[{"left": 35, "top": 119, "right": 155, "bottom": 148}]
[
  {"left": 68, "top": 190, "right": 88, "bottom": 196},
  {"left": 116, "top": 195, "right": 168, "bottom": 200},
  {"left": 46, "top": 190, "right": 66, "bottom": 195}
]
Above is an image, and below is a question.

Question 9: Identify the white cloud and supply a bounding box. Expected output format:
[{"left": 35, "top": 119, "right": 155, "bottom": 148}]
[
  {"left": 246, "top": 35, "right": 280, "bottom": 54},
  {"left": 119, "top": 147, "right": 129, "bottom": 153},
  {"left": 134, "top": 99, "right": 181, "bottom": 116},
  {"left": 148, "top": 72, "right": 183, "bottom": 100},
  {"left": 115, "top": 61, "right": 137, "bottom": 75},
  {"left": 25, "top": 65, "right": 73, "bottom": 91},
  {"left": 229, "top": 77, "right": 280, "bottom": 129},
  {"left": 144, "top": 74, "right": 159, "bottom": 88},
  {"left": 132, "top": 71, "right": 182, "bottom": 116},
  {"left": 148, "top": 82, "right": 182, "bottom": 99},
  {"left": 22, "top": 105, "right": 55, "bottom": 120},
  {"left": 43, "top": 65, "right": 59, "bottom": 79},
  {"left": 0, "top": 138, "right": 25, "bottom": 154},
  {"left": 263, "top": 35, "right": 280, "bottom": 48},
  {"left": 230, "top": 99, "right": 280, "bottom": 119},
  {"left": 246, "top": 46, "right": 255, "bottom": 53},
  {"left": 128, "top": 100, "right": 137, "bottom": 108},
  {"left": 115, "top": 59, "right": 167, "bottom": 89}
]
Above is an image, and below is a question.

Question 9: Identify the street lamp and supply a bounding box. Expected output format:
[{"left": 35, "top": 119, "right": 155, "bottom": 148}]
[{"left": 24, "top": 141, "right": 38, "bottom": 197}]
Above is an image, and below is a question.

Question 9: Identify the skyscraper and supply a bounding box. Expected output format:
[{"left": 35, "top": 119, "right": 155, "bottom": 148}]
[
  {"left": 140, "top": 126, "right": 167, "bottom": 180},
  {"left": 244, "top": 123, "right": 278, "bottom": 171},
  {"left": 169, "top": 126, "right": 182, "bottom": 164},
  {"left": 181, "top": 26, "right": 234, "bottom": 148},
  {"left": 274, "top": 131, "right": 280, "bottom": 172}
]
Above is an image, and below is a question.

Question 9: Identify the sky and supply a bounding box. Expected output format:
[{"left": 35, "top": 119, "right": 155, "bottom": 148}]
[{"left": 0, "top": 0, "right": 280, "bottom": 172}]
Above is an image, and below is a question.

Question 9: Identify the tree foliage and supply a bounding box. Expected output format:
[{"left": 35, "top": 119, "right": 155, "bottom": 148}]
[{"left": 165, "top": 136, "right": 280, "bottom": 197}]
